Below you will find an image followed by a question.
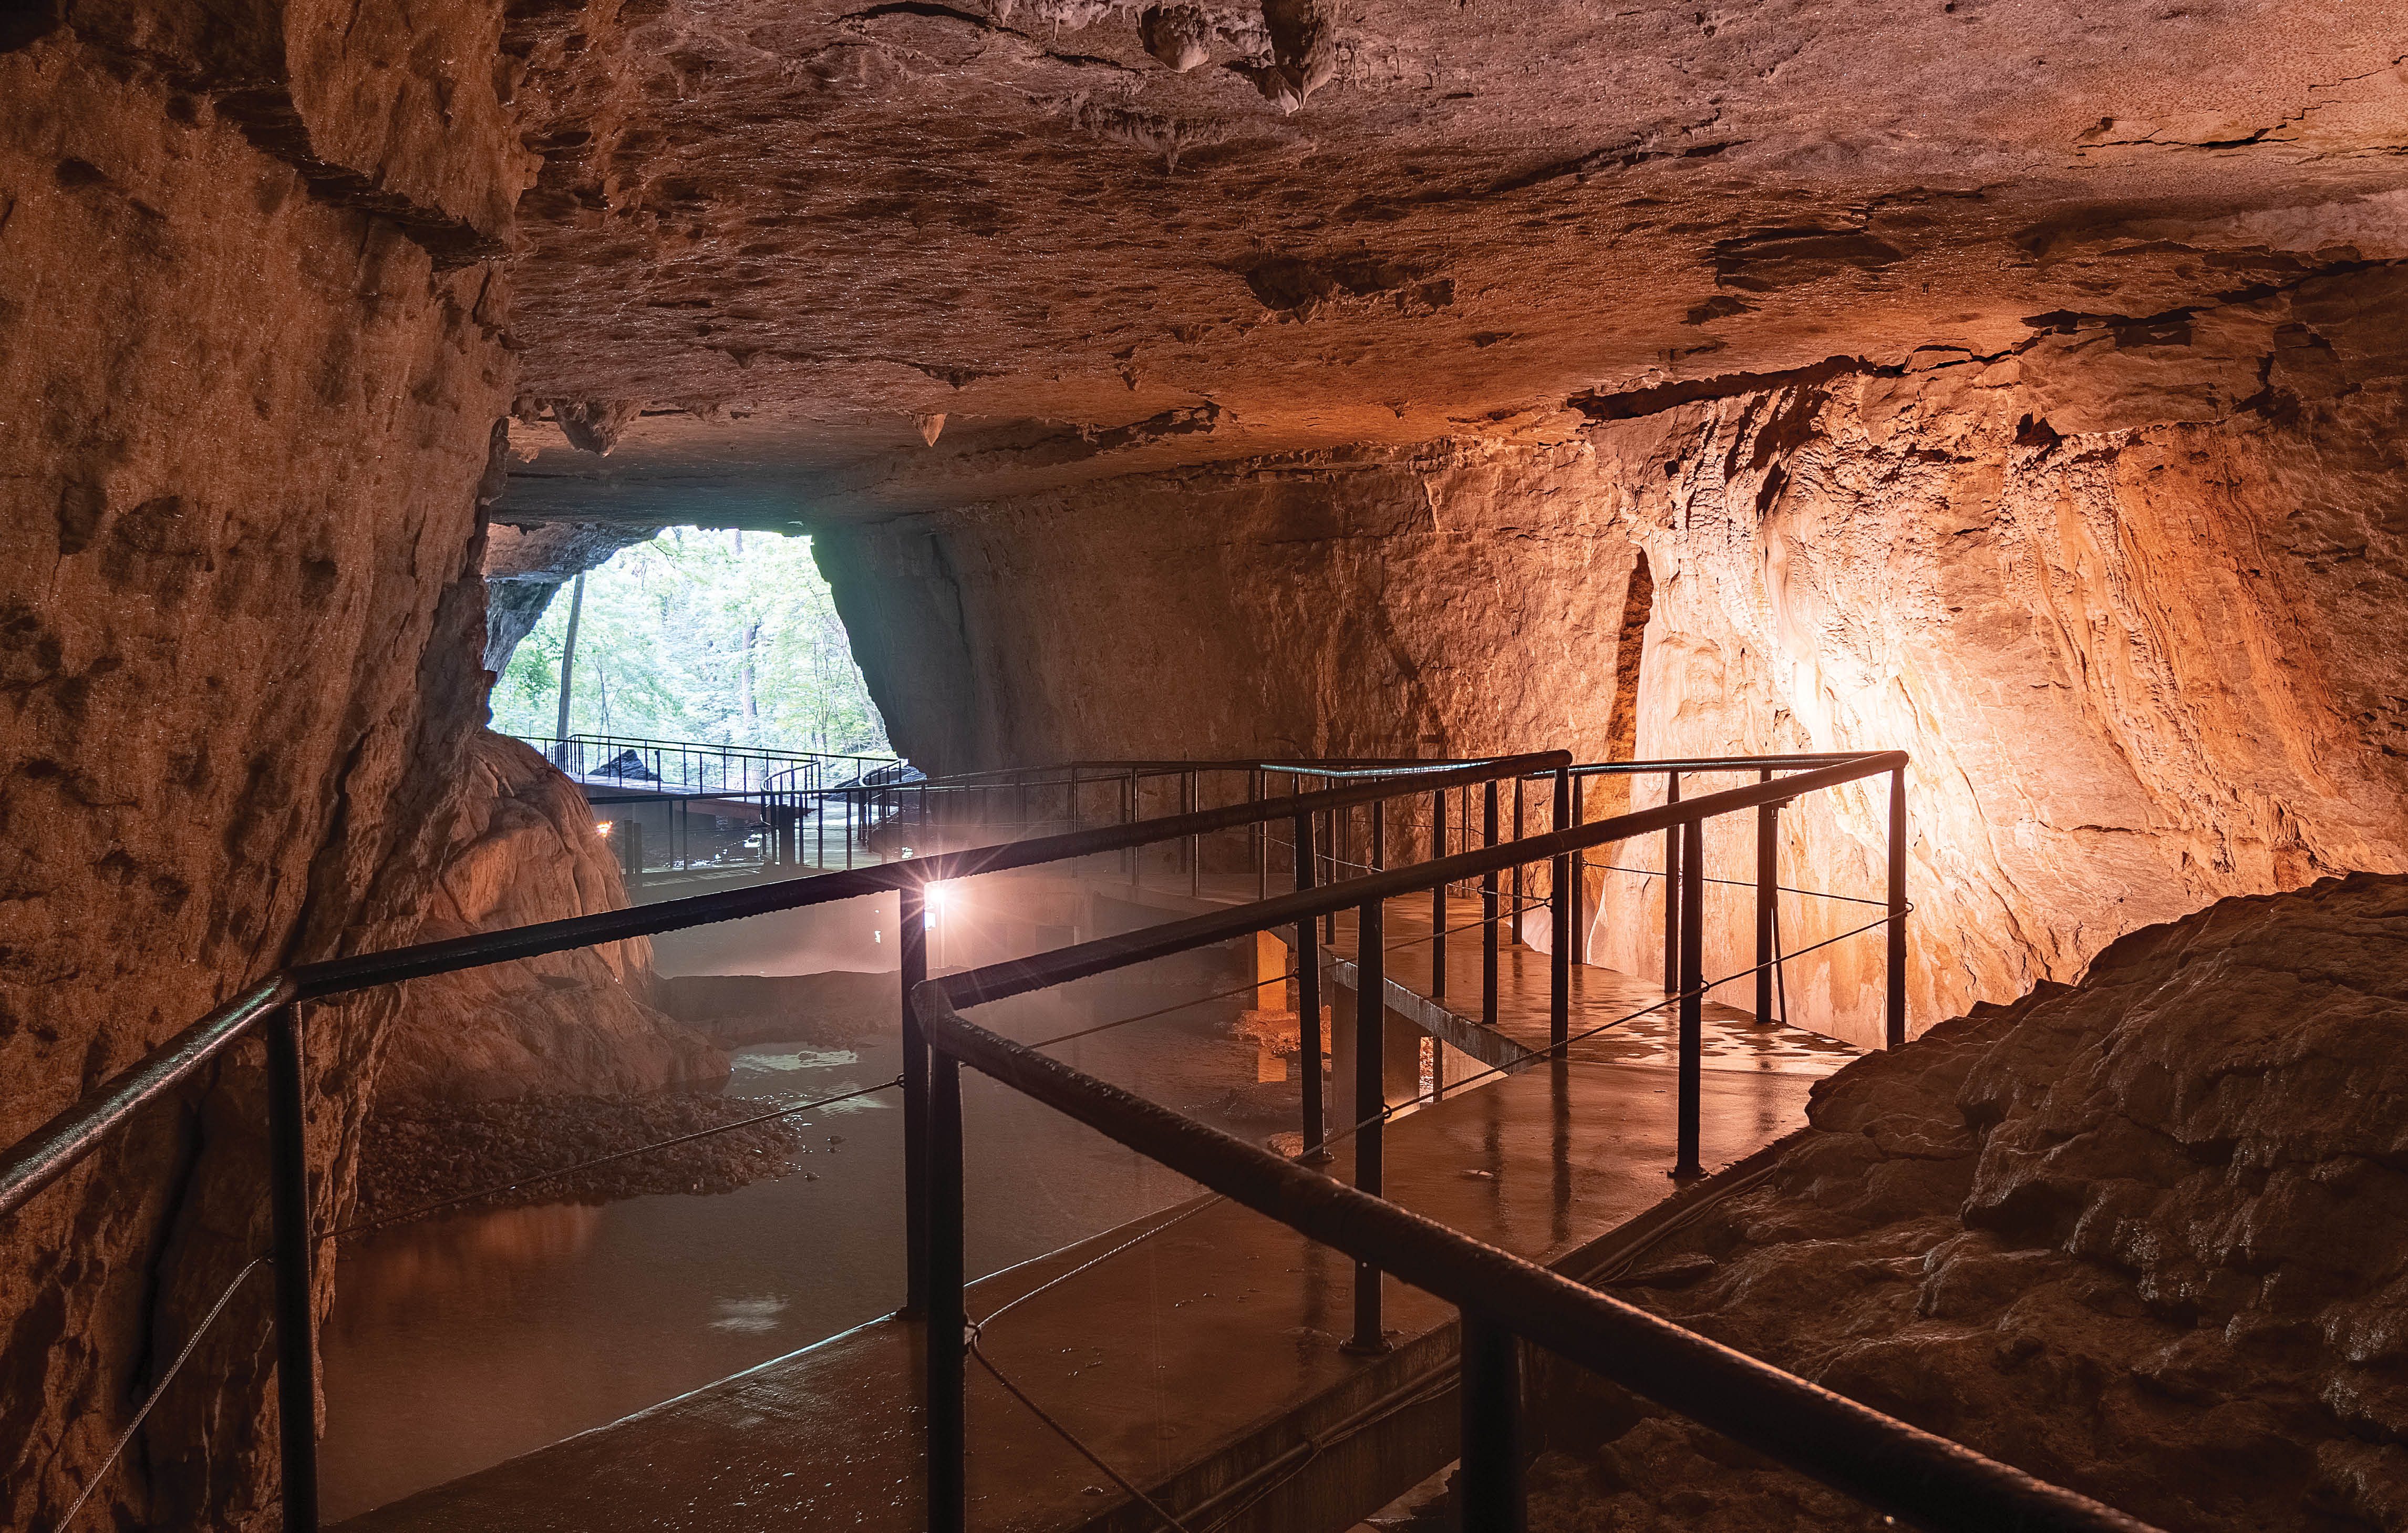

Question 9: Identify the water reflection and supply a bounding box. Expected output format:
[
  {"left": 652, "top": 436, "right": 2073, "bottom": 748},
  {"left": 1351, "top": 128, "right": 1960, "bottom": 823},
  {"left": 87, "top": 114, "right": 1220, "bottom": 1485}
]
[
  {"left": 334, "top": 1204, "right": 605, "bottom": 1321},
  {"left": 321, "top": 982, "right": 1229, "bottom": 1519}
]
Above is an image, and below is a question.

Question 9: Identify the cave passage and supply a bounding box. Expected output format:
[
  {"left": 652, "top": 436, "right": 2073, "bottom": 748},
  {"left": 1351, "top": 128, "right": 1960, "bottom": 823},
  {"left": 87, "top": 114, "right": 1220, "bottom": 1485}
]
[{"left": 13, "top": 5, "right": 2408, "bottom": 1532}]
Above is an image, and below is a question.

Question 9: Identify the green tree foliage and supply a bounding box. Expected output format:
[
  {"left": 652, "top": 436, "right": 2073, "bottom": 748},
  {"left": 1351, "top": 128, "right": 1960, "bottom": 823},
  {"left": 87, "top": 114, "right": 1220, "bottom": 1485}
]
[{"left": 491, "top": 529, "right": 892, "bottom": 757}]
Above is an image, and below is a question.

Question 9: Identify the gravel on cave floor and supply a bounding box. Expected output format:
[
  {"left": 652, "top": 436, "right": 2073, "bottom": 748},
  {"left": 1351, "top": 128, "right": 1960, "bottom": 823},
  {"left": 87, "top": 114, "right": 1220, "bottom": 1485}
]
[{"left": 349, "top": 1091, "right": 835, "bottom": 1232}]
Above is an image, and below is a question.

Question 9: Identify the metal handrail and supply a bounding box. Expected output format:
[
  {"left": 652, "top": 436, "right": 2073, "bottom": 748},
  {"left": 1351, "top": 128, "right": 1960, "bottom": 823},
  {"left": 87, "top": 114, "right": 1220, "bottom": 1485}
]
[
  {"left": 935, "top": 754, "right": 1900, "bottom": 1011},
  {"left": 553, "top": 731, "right": 897, "bottom": 768},
  {"left": 911, "top": 993, "right": 2156, "bottom": 1533},
  {"left": 4, "top": 750, "right": 1564, "bottom": 1531},
  {"left": 892, "top": 748, "right": 2145, "bottom": 1532},
  {"left": 0, "top": 975, "right": 295, "bottom": 1221},
  {"left": 3, "top": 746, "right": 1926, "bottom": 1533}
]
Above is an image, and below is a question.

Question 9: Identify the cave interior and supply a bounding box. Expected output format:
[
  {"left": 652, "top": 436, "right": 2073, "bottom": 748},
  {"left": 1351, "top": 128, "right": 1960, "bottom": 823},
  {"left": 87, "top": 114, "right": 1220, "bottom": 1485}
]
[{"left": 6, "top": 1, "right": 2408, "bottom": 1530}]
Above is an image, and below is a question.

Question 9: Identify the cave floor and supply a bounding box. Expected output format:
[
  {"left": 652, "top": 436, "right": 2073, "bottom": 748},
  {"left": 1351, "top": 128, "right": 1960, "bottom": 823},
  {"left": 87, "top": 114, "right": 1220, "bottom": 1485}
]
[{"left": 337, "top": 878, "right": 1855, "bottom": 1533}]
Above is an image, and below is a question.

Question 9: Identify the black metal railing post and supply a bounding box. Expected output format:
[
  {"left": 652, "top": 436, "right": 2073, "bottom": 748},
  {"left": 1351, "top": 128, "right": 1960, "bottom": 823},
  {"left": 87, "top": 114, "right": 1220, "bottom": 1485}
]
[
  {"left": 1674, "top": 816, "right": 1705, "bottom": 1180},
  {"left": 900, "top": 883, "right": 931, "bottom": 1313},
  {"left": 1321, "top": 808, "right": 1338, "bottom": 943},
  {"left": 1661, "top": 771, "right": 1682, "bottom": 996},
  {"left": 1756, "top": 768, "right": 1778, "bottom": 1028},
  {"left": 1569, "top": 773, "right": 1587, "bottom": 964},
  {"left": 1481, "top": 780, "right": 1500, "bottom": 1028},
  {"left": 1511, "top": 776, "right": 1525, "bottom": 936},
  {"left": 1345, "top": 888, "right": 1388, "bottom": 1354},
  {"left": 264, "top": 1005, "right": 320, "bottom": 1533},
  {"left": 1459, "top": 1311, "right": 1527, "bottom": 1533},
  {"left": 1254, "top": 769, "right": 1267, "bottom": 900},
  {"left": 1431, "top": 786, "right": 1448, "bottom": 1008},
  {"left": 1294, "top": 812, "right": 1327, "bottom": 1164},
  {"left": 926, "top": 1044, "right": 967, "bottom": 1533},
  {"left": 1887, "top": 765, "right": 1908, "bottom": 1049},
  {"left": 1549, "top": 767, "right": 1571, "bottom": 1048},
  {"left": 1184, "top": 769, "right": 1200, "bottom": 898}
]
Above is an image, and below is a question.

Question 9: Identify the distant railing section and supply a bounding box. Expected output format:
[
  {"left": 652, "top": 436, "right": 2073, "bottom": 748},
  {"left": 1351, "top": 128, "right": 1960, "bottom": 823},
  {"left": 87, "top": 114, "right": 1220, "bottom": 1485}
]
[
  {"left": 500, "top": 734, "right": 912, "bottom": 885},
  {"left": 510, "top": 731, "right": 898, "bottom": 799}
]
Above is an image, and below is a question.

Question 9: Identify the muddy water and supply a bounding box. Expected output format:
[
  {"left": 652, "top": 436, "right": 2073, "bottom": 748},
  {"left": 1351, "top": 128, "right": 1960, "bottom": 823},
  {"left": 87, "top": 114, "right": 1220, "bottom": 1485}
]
[{"left": 319, "top": 875, "right": 1260, "bottom": 1520}]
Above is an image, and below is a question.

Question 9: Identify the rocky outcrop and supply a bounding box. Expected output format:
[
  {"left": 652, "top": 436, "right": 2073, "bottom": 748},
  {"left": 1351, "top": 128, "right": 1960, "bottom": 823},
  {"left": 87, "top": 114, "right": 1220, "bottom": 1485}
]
[
  {"left": 817, "top": 261, "right": 2408, "bottom": 1047},
  {"left": 374, "top": 732, "right": 724, "bottom": 1104},
  {"left": 1521, "top": 872, "right": 2408, "bottom": 1532}
]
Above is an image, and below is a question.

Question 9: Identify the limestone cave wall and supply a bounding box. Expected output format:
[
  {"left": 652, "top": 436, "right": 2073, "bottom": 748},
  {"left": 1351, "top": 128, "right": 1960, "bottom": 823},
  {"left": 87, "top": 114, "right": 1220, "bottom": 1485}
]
[
  {"left": 818, "top": 262, "right": 2408, "bottom": 1050},
  {"left": 0, "top": 6, "right": 626, "bottom": 1524}
]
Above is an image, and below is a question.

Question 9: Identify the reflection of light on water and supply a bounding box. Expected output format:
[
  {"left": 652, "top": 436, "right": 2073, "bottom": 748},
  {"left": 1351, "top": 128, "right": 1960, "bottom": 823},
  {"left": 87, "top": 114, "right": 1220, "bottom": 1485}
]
[
  {"left": 730, "top": 1045, "right": 896, "bottom": 1113},
  {"left": 812, "top": 1085, "right": 894, "bottom": 1114},
  {"left": 333, "top": 1203, "right": 605, "bottom": 1329},
  {"left": 709, "top": 1296, "right": 788, "bottom": 1333},
  {"left": 732, "top": 1047, "right": 859, "bottom": 1073}
]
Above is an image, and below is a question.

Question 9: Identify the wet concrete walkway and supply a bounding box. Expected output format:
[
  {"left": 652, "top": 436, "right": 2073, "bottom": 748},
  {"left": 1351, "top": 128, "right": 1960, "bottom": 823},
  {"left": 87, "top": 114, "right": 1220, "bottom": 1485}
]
[{"left": 340, "top": 885, "right": 1858, "bottom": 1533}]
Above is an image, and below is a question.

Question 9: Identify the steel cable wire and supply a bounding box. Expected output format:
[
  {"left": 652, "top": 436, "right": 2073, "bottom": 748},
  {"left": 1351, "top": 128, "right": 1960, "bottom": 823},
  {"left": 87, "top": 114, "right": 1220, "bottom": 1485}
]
[
  {"left": 42, "top": 1081, "right": 910, "bottom": 1528},
  {"left": 1579, "top": 858, "right": 1889, "bottom": 907},
  {"left": 54, "top": 1256, "right": 266, "bottom": 1532},
  {"left": 967, "top": 1329, "right": 1202, "bottom": 1532},
  {"left": 1019, "top": 901, "right": 1546, "bottom": 1053},
  {"left": 1258, "top": 831, "right": 1885, "bottom": 910}
]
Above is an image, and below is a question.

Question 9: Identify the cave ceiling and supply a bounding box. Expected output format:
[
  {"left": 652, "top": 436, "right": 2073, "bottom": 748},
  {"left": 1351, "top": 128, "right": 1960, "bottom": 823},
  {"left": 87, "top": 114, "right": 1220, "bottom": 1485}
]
[{"left": 493, "top": 0, "right": 2408, "bottom": 528}]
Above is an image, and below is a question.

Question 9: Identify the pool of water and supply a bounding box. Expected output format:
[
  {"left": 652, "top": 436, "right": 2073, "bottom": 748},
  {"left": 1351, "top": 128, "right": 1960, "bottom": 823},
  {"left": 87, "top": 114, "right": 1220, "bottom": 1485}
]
[{"left": 319, "top": 904, "right": 1257, "bottom": 1520}]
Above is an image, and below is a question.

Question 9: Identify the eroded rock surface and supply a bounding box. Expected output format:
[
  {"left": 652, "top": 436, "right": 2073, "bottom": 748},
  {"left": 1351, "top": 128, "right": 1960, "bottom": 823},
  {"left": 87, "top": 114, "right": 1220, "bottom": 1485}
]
[
  {"left": 1, "top": 6, "right": 620, "bottom": 1525},
  {"left": 819, "top": 260, "right": 2408, "bottom": 1045},
  {"left": 485, "top": 0, "right": 2408, "bottom": 521},
  {"left": 9, "top": 1, "right": 2408, "bottom": 1527},
  {"left": 375, "top": 732, "right": 724, "bottom": 1104},
  {"left": 1522, "top": 873, "right": 2408, "bottom": 1532}
]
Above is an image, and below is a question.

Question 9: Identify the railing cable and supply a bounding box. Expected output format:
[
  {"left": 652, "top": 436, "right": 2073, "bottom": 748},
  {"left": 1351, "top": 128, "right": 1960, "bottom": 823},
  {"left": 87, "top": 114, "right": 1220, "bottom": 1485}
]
[
  {"left": 54, "top": 1256, "right": 266, "bottom": 1533},
  {"left": 1582, "top": 858, "right": 1889, "bottom": 908},
  {"left": 966, "top": 1328, "right": 1201, "bottom": 1532},
  {"left": 977, "top": 901, "right": 1913, "bottom": 1341}
]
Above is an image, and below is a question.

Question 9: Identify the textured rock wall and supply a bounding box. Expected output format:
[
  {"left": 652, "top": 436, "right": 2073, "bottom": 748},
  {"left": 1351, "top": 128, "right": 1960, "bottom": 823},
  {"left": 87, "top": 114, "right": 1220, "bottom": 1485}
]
[
  {"left": 376, "top": 732, "right": 723, "bottom": 1103},
  {"left": 0, "top": 6, "right": 619, "bottom": 1522},
  {"left": 1524, "top": 873, "right": 2408, "bottom": 1532},
  {"left": 818, "top": 263, "right": 2408, "bottom": 1049}
]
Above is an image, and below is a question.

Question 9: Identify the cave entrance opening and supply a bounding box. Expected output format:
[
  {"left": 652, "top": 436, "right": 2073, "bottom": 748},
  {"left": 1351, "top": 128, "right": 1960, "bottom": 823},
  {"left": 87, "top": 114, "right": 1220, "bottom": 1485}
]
[
  {"left": 489, "top": 527, "right": 891, "bottom": 760},
  {"left": 487, "top": 527, "right": 898, "bottom": 882}
]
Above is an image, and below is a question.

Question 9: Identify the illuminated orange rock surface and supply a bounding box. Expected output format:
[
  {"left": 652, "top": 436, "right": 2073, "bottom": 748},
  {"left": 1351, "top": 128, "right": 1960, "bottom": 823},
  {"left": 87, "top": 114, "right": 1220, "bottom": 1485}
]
[{"left": 376, "top": 732, "right": 721, "bottom": 1103}]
